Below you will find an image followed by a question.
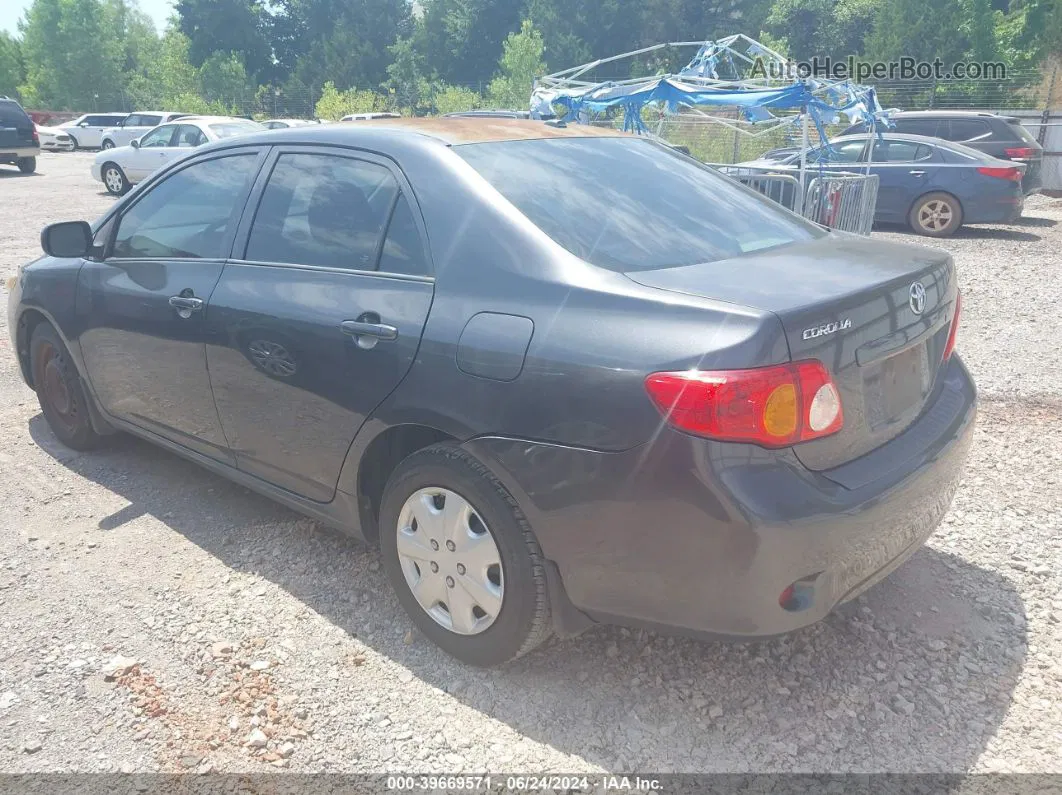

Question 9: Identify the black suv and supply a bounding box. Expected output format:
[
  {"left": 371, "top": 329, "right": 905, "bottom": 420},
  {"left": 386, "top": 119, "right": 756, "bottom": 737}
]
[
  {"left": 0, "top": 96, "right": 39, "bottom": 174},
  {"left": 842, "top": 111, "right": 1044, "bottom": 195}
]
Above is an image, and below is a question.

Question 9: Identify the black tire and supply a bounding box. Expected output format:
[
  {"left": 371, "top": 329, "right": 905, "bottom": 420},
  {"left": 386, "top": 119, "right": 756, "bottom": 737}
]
[
  {"left": 379, "top": 443, "right": 551, "bottom": 667},
  {"left": 101, "top": 162, "right": 128, "bottom": 196},
  {"left": 101, "top": 140, "right": 115, "bottom": 150},
  {"left": 908, "top": 191, "right": 963, "bottom": 237},
  {"left": 30, "top": 323, "right": 103, "bottom": 451},
  {"left": 17, "top": 157, "right": 36, "bottom": 174},
  {"left": 67, "top": 134, "right": 79, "bottom": 150}
]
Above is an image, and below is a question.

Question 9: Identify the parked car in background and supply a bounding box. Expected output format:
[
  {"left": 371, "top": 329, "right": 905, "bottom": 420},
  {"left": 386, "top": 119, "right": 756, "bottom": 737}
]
[
  {"left": 101, "top": 112, "right": 190, "bottom": 149},
  {"left": 37, "top": 125, "right": 75, "bottom": 152},
  {"left": 841, "top": 111, "right": 1044, "bottom": 195},
  {"left": 340, "top": 112, "right": 401, "bottom": 121},
  {"left": 737, "top": 133, "right": 1025, "bottom": 237},
  {"left": 58, "top": 113, "right": 129, "bottom": 150},
  {"left": 444, "top": 110, "right": 532, "bottom": 119},
  {"left": 92, "top": 116, "right": 265, "bottom": 195},
  {"left": 261, "top": 118, "right": 320, "bottom": 129},
  {"left": 0, "top": 96, "right": 40, "bottom": 173},
  {"left": 14, "top": 119, "right": 972, "bottom": 667}
]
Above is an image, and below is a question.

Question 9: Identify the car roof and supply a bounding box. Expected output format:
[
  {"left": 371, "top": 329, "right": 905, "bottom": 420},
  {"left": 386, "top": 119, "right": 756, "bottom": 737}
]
[
  {"left": 832, "top": 132, "right": 949, "bottom": 144},
  {"left": 885, "top": 110, "right": 1006, "bottom": 118},
  {"left": 305, "top": 117, "right": 628, "bottom": 145}
]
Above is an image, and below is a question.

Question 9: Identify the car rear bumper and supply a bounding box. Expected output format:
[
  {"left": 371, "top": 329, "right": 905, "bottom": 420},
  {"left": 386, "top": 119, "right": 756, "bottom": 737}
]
[
  {"left": 0, "top": 145, "right": 40, "bottom": 161},
  {"left": 466, "top": 355, "right": 976, "bottom": 638}
]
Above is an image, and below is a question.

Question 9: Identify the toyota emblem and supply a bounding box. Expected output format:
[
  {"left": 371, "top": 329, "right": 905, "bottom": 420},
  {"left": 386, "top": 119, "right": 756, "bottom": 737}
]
[{"left": 909, "top": 282, "right": 926, "bottom": 315}]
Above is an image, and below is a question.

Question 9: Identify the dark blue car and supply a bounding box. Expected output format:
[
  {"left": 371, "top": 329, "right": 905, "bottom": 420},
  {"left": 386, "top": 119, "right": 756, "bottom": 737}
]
[{"left": 742, "top": 133, "right": 1026, "bottom": 237}]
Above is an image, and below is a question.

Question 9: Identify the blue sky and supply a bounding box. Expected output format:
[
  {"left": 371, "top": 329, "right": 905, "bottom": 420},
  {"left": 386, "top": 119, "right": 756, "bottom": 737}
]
[{"left": 2, "top": 0, "right": 174, "bottom": 35}]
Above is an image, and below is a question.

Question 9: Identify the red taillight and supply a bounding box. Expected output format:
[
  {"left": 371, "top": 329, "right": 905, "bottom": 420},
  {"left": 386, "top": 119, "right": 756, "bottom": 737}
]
[
  {"left": 942, "top": 292, "right": 961, "bottom": 362},
  {"left": 1004, "top": 146, "right": 1036, "bottom": 159},
  {"left": 644, "top": 360, "right": 844, "bottom": 447},
  {"left": 32, "top": 124, "right": 39, "bottom": 143},
  {"left": 976, "top": 166, "right": 1022, "bottom": 182}
]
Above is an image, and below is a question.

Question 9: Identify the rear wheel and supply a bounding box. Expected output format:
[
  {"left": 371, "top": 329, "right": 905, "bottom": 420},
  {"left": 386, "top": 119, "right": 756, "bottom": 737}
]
[
  {"left": 102, "top": 162, "right": 128, "bottom": 195},
  {"left": 30, "top": 324, "right": 102, "bottom": 451},
  {"left": 17, "top": 157, "right": 36, "bottom": 174},
  {"left": 909, "top": 192, "right": 962, "bottom": 237},
  {"left": 379, "top": 444, "right": 551, "bottom": 667}
]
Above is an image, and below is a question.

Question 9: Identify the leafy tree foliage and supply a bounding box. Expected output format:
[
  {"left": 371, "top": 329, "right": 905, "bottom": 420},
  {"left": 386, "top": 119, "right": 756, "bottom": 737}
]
[
  {"left": 487, "top": 20, "right": 545, "bottom": 108},
  {"left": 0, "top": 32, "right": 24, "bottom": 98}
]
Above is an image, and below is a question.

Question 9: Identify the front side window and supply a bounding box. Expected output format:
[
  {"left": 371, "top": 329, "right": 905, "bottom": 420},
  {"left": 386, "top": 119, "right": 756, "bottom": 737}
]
[
  {"left": 894, "top": 118, "right": 942, "bottom": 137},
  {"left": 245, "top": 152, "right": 398, "bottom": 270},
  {"left": 871, "top": 140, "right": 933, "bottom": 162},
  {"left": 140, "top": 114, "right": 163, "bottom": 127},
  {"left": 140, "top": 125, "right": 176, "bottom": 148},
  {"left": 457, "top": 137, "right": 823, "bottom": 272},
  {"left": 111, "top": 154, "right": 258, "bottom": 259}
]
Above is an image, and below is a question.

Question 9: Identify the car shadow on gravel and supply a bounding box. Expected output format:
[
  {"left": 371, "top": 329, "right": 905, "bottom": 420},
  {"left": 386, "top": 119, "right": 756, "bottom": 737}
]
[
  {"left": 32, "top": 416, "right": 1028, "bottom": 772},
  {"left": 879, "top": 225, "right": 1043, "bottom": 243}
]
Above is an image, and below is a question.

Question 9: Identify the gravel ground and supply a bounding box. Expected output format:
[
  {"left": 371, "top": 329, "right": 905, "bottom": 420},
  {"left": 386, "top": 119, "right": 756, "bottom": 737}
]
[{"left": 0, "top": 153, "right": 1060, "bottom": 777}]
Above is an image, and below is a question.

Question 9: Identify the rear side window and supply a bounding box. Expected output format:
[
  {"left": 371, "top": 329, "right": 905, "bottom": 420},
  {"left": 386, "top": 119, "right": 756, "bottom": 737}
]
[
  {"left": 893, "top": 118, "right": 942, "bottom": 137},
  {"left": 112, "top": 154, "right": 258, "bottom": 259},
  {"left": 378, "top": 194, "right": 430, "bottom": 276},
  {"left": 1008, "top": 120, "right": 1038, "bottom": 144},
  {"left": 945, "top": 119, "right": 991, "bottom": 142},
  {"left": 458, "top": 137, "right": 821, "bottom": 272},
  {"left": 139, "top": 114, "right": 163, "bottom": 127},
  {"left": 245, "top": 152, "right": 399, "bottom": 270},
  {"left": 0, "top": 100, "right": 31, "bottom": 126}
]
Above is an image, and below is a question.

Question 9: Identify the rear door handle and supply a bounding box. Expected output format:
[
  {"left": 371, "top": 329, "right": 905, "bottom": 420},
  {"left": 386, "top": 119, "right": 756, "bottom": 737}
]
[
  {"left": 340, "top": 320, "right": 398, "bottom": 341},
  {"left": 169, "top": 295, "right": 204, "bottom": 312},
  {"left": 909, "top": 170, "right": 926, "bottom": 176}
]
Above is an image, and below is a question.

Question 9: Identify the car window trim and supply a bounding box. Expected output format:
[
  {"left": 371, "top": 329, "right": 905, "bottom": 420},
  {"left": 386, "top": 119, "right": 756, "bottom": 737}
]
[
  {"left": 229, "top": 144, "right": 435, "bottom": 279},
  {"left": 102, "top": 147, "right": 271, "bottom": 262}
]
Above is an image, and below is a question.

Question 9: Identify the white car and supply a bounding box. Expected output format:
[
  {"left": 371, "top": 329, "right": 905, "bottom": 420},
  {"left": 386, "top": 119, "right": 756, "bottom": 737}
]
[
  {"left": 58, "top": 113, "right": 129, "bottom": 149},
  {"left": 339, "top": 112, "right": 401, "bottom": 122},
  {"left": 100, "top": 112, "right": 189, "bottom": 149},
  {"left": 37, "top": 125, "right": 75, "bottom": 152},
  {"left": 261, "top": 118, "right": 319, "bottom": 129},
  {"left": 92, "top": 116, "right": 265, "bottom": 195}
]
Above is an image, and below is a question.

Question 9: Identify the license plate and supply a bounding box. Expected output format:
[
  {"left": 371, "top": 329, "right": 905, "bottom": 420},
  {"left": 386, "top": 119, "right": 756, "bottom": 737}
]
[{"left": 863, "top": 343, "right": 930, "bottom": 429}]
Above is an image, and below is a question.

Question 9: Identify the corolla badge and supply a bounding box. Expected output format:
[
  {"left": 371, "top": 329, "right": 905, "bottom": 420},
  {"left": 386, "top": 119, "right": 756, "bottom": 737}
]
[
  {"left": 802, "top": 318, "right": 852, "bottom": 340},
  {"left": 909, "top": 282, "right": 927, "bottom": 315}
]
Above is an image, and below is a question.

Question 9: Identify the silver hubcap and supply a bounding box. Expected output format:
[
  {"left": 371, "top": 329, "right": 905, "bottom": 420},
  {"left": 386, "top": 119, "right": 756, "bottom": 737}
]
[
  {"left": 248, "top": 339, "right": 296, "bottom": 377},
  {"left": 918, "top": 200, "right": 953, "bottom": 232},
  {"left": 105, "top": 168, "right": 123, "bottom": 192},
  {"left": 396, "top": 487, "right": 504, "bottom": 635}
]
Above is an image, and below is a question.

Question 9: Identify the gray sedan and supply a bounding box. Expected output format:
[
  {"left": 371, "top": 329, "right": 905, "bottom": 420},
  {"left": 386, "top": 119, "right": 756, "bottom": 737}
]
[{"left": 10, "top": 119, "right": 973, "bottom": 666}]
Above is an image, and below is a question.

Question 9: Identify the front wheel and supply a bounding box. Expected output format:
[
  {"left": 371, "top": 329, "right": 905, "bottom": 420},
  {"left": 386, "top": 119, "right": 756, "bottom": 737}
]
[
  {"left": 17, "top": 157, "right": 36, "bottom": 174},
  {"left": 379, "top": 444, "right": 552, "bottom": 667},
  {"left": 101, "top": 139, "right": 115, "bottom": 150},
  {"left": 30, "top": 323, "right": 103, "bottom": 451},
  {"left": 102, "top": 162, "right": 128, "bottom": 195},
  {"left": 909, "top": 192, "right": 962, "bottom": 237}
]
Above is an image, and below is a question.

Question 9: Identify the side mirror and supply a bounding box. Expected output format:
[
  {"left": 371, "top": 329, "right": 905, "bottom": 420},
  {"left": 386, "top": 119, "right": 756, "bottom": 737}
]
[
  {"left": 78, "top": 121, "right": 90, "bottom": 127},
  {"left": 130, "top": 138, "right": 140, "bottom": 149},
  {"left": 41, "top": 221, "right": 92, "bottom": 259}
]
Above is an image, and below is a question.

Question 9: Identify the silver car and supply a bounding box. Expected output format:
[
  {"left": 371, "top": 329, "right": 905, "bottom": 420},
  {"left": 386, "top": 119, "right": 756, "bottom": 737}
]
[{"left": 101, "top": 112, "right": 189, "bottom": 149}]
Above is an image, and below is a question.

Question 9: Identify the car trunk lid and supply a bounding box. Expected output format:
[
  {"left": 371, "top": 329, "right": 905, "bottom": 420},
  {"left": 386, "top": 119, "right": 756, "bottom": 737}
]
[{"left": 625, "top": 235, "right": 958, "bottom": 470}]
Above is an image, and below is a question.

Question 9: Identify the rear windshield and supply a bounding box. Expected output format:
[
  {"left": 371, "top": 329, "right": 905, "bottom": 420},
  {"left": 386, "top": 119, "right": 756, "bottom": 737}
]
[
  {"left": 455, "top": 137, "right": 823, "bottom": 272},
  {"left": 208, "top": 121, "right": 264, "bottom": 138},
  {"left": 1008, "top": 120, "right": 1039, "bottom": 144},
  {"left": 0, "top": 100, "right": 31, "bottom": 127}
]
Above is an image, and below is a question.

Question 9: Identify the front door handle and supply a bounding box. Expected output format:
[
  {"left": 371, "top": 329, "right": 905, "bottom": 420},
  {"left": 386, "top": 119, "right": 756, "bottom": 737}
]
[
  {"left": 169, "top": 294, "right": 204, "bottom": 319},
  {"left": 909, "top": 170, "right": 926, "bottom": 176},
  {"left": 340, "top": 320, "right": 398, "bottom": 341}
]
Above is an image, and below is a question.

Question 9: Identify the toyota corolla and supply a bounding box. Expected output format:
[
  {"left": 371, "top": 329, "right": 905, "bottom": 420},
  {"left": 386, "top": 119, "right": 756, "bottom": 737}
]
[{"left": 8, "top": 119, "right": 974, "bottom": 666}]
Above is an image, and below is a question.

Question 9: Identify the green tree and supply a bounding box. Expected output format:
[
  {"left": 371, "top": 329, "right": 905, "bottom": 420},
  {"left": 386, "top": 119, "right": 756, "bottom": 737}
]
[
  {"left": 175, "top": 0, "right": 273, "bottom": 82},
  {"left": 487, "top": 20, "right": 545, "bottom": 110},
  {"left": 384, "top": 35, "right": 428, "bottom": 111},
  {"left": 18, "top": 0, "right": 126, "bottom": 109},
  {"left": 198, "top": 51, "right": 253, "bottom": 107},
  {"left": 428, "top": 82, "right": 482, "bottom": 113},
  {"left": 314, "top": 79, "right": 389, "bottom": 119},
  {"left": 418, "top": 0, "right": 523, "bottom": 84},
  {"left": 865, "top": 0, "right": 967, "bottom": 64},
  {"left": 0, "top": 32, "right": 24, "bottom": 99},
  {"left": 763, "top": 0, "right": 878, "bottom": 60}
]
